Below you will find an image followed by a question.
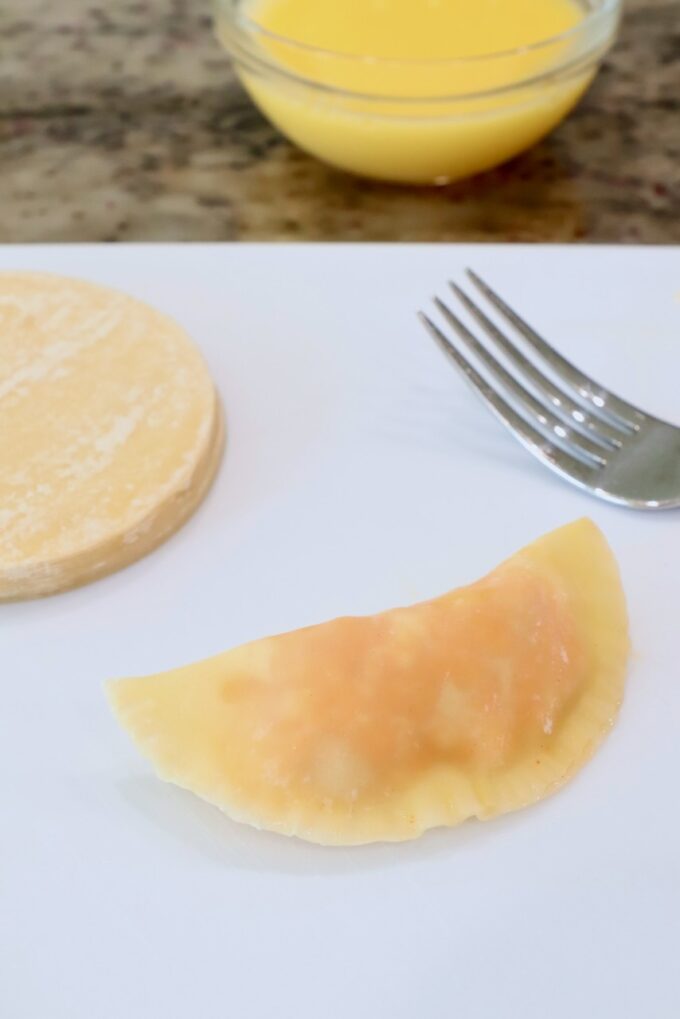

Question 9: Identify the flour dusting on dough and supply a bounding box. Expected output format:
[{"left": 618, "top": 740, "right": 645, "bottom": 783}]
[{"left": 0, "top": 272, "right": 222, "bottom": 599}]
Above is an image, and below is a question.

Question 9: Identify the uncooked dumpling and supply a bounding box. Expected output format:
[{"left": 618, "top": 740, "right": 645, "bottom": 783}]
[{"left": 107, "top": 519, "right": 629, "bottom": 845}]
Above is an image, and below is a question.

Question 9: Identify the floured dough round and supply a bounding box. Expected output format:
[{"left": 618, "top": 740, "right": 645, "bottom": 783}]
[{"left": 0, "top": 272, "right": 223, "bottom": 601}]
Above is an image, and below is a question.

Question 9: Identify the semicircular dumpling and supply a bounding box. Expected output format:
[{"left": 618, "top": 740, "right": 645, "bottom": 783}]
[{"left": 107, "top": 519, "right": 629, "bottom": 845}]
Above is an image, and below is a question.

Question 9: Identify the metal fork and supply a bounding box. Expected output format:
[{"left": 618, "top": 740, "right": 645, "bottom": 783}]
[{"left": 419, "top": 270, "right": 680, "bottom": 510}]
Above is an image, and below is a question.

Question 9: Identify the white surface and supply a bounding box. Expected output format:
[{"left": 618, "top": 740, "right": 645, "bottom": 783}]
[{"left": 2, "top": 244, "right": 680, "bottom": 1019}]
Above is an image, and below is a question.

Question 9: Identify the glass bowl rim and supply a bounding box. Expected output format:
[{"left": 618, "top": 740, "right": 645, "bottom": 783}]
[{"left": 216, "top": 0, "right": 621, "bottom": 70}]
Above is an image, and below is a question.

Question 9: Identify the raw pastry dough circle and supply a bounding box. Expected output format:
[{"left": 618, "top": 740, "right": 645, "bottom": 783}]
[{"left": 0, "top": 272, "right": 223, "bottom": 600}]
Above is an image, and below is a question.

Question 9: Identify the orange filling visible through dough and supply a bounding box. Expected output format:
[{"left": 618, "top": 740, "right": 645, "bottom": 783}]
[{"left": 219, "top": 563, "right": 584, "bottom": 805}]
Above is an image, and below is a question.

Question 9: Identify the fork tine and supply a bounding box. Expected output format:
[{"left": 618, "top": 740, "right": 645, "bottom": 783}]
[
  {"left": 449, "top": 282, "right": 626, "bottom": 449},
  {"left": 433, "top": 298, "right": 607, "bottom": 467},
  {"left": 466, "top": 270, "right": 644, "bottom": 432},
  {"left": 419, "top": 312, "right": 598, "bottom": 486}
]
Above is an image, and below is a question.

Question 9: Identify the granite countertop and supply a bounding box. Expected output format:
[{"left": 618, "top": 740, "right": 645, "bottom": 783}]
[{"left": 1, "top": 0, "right": 678, "bottom": 243}]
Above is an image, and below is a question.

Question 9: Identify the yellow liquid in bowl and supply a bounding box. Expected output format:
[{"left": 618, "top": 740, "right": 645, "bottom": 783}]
[{"left": 225, "top": 0, "right": 595, "bottom": 183}]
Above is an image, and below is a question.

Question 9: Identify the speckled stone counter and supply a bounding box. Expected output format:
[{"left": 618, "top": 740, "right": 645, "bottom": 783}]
[{"left": 1, "top": 0, "right": 678, "bottom": 243}]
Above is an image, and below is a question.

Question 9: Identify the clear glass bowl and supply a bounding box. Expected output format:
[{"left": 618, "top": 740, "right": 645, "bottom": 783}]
[{"left": 215, "top": 0, "right": 622, "bottom": 185}]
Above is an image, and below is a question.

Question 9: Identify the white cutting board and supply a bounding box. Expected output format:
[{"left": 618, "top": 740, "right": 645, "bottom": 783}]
[{"left": 2, "top": 244, "right": 679, "bottom": 1019}]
